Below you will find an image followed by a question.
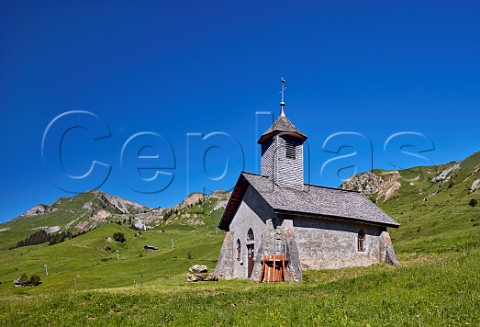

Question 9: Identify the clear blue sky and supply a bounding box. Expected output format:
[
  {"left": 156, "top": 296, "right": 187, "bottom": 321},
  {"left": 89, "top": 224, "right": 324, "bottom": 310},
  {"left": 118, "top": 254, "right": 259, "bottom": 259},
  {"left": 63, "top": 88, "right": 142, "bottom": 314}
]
[{"left": 1, "top": 0, "right": 480, "bottom": 223}]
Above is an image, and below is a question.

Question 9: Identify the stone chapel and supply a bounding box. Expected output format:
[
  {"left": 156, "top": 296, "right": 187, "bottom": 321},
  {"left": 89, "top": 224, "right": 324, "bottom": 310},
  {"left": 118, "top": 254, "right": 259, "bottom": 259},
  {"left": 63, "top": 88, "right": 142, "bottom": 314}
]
[{"left": 214, "top": 85, "right": 400, "bottom": 281}]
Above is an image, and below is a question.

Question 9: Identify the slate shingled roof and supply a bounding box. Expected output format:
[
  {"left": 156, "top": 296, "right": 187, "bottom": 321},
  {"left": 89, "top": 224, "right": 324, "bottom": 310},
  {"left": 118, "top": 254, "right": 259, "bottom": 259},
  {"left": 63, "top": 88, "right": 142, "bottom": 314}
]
[
  {"left": 219, "top": 173, "right": 400, "bottom": 230},
  {"left": 258, "top": 115, "right": 307, "bottom": 144}
]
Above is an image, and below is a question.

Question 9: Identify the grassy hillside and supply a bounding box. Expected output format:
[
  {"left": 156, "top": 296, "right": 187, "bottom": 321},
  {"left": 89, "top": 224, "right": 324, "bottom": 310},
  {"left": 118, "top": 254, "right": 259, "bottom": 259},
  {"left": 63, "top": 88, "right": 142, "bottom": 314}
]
[
  {"left": 0, "top": 191, "right": 149, "bottom": 251},
  {"left": 1, "top": 153, "right": 480, "bottom": 326},
  {"left": 344, "top": 151, "right": 480, "bottom": 255},
  {"left": 0, "top": 223, "right": 224, "bottom": 293},
  {"left": 0, "top": 193, "right": 228, "bottom": 294}
]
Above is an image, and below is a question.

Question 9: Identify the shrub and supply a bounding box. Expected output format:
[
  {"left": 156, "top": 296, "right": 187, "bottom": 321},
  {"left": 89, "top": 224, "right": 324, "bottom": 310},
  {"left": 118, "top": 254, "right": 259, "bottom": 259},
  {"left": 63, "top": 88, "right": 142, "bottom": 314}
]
[
  {"left": 19, "top": 273, "right": 28, "bottom": 286},
  {"left": 29, "top": 274, "right": 41, "bottom": 286},
  {"left": 469, "top": 199, "right": 478, "bottom": 207},
  {"left": 113, "top": 232, "right": 126, "bottom": 243}
]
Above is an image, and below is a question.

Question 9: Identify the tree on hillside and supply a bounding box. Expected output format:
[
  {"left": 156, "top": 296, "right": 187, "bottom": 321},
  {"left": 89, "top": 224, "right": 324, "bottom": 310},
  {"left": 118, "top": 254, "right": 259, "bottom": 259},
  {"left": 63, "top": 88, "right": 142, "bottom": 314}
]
[
  {"left": 113, "top": 232, "right": 126, "bottom": 243},
  {"left": 469, "top": 199, "right": 478, "bottom": 207},
  {"left": 29, "top": 274, "right": 41, "bottom": 286},
  {"left": 19, "top": 273, "right": 28, "bottom": 286}
]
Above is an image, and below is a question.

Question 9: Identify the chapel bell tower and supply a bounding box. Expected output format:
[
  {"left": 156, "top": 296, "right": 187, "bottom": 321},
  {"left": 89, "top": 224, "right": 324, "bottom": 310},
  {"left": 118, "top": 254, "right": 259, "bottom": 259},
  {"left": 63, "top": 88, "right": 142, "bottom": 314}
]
[{"left": 257, "top": 79, "right": 307, "bottom": 190}]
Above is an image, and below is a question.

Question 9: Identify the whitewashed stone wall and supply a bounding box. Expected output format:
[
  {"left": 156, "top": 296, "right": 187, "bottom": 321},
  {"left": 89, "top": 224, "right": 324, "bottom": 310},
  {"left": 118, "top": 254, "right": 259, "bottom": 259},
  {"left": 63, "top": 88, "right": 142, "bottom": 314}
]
[
  {"left": 292, "top": 216, "right": 385, "bottom": 269},
  {"left": 226, "top": 186, "right": 276, "bottom": 279}
]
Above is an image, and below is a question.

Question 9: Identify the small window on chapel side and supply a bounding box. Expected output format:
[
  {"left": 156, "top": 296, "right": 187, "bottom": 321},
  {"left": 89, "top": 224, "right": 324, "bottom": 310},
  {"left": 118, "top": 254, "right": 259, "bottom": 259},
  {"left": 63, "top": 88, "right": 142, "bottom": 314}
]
[
  {"left": 236, "top": 239, "right": 241, "bottom": 261},
  {"left": 286, "top": 139, "right": 296, "bottom": 159},
  {"left": 358, "top": 229, "right": 365, "bottom": 252}
]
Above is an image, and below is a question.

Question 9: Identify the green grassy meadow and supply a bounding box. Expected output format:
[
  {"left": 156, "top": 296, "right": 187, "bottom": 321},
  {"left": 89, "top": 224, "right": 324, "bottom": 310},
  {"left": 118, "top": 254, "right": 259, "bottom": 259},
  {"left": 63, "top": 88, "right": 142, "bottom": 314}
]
[
  {"left": 1, "top": 244, "right": 479, "bottom": 326},
  {"left": 1, "top": 154, "right": 480, "bottom": 326}
]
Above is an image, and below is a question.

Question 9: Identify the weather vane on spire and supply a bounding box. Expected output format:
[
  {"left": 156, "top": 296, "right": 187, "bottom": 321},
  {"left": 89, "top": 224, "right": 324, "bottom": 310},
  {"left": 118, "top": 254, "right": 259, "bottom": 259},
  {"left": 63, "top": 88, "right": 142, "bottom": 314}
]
[
  {"left": 280, "top": 77, "right": 286, "bottom": 104},
  {"left": 280, "top": 77, "right": 286, "bottom": 116}
]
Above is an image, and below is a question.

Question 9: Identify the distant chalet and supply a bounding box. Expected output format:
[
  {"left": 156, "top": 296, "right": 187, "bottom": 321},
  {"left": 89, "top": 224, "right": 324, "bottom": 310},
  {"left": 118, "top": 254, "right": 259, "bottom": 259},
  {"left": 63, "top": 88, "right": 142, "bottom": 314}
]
[{"left": 214, "top": 99, "right": 400, "bottom": 282}]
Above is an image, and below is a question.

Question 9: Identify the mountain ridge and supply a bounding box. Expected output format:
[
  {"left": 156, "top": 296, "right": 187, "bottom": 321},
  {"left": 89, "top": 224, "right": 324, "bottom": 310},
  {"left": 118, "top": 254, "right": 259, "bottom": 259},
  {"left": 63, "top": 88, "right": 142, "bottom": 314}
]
[
  {"left": 2, "top": 150, "right": 480, "bottom": 252},
  {"left": 0, "top": 189, "right": 231, "bottom": 250}
]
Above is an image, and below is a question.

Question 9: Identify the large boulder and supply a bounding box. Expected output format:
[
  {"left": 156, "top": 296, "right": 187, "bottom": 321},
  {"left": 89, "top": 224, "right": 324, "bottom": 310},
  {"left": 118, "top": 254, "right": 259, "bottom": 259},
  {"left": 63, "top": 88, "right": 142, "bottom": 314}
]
[
  {"left": 187, "top": 274, "right": 202, "bottom": 282},
  {"left": 187, "top": 273, "right": 217, "bottom": 282},
  {"left": 189, "top": 264, "right": 208, "bottom": 273}
]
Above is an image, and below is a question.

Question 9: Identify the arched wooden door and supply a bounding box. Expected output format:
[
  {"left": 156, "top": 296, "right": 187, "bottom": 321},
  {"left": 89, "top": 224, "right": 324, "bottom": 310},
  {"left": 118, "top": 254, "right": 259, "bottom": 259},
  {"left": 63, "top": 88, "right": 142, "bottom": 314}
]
[{"left": 247, "top": 244, "right": 254, "bottom": 278}]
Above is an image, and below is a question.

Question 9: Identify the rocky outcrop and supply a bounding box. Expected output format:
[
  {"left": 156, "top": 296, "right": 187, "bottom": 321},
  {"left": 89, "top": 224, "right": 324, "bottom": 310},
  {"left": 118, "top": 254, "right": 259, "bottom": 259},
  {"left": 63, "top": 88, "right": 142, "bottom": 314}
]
[
  {"left": 470, "top": 179, "right": 480, "bottom": 194},
  {"left": 134, "top": 190, "right": 231, "bottom": 226},
  {"left": 22, "top": 204, "right": 47, "bottom": 217},
  {"left": 207, "top": 190, "right": 230, "bottom": 201},
  {"left": 431, "top": 163, "right": 460, "bottom": 183},
  {"left": 341, "top": 172, "right": 383, "bottom": 195},
  {"left": 175, "top": 191, "right": 229, "bottom": 212},
  {"left": 91, "top": 210, "right": 111, "bottom": 222},
  {"left": 22, "top": 204, "right": 57, "bottom": 217},
  {"left": 91, "top": 190, "right": 148, "bottom": 214},
  {"left": 134, "top": 220, "right": 151, "bottom": 231},
  {"left": 341, "top": 171, "right": 401, "bottom": 202},
  {"left": 175, "top": 193, "right": 205, "bottom": 210}
]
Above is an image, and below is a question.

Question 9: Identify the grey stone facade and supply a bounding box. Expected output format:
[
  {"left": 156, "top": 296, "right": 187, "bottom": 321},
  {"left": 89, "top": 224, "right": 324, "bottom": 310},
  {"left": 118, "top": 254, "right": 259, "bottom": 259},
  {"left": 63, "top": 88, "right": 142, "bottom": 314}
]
[
  {"left": 214, "top": 106, "right": 400, "bottom": 281},
  {"left": 291, "top": 216, "right": 385, "bottom": 269}
]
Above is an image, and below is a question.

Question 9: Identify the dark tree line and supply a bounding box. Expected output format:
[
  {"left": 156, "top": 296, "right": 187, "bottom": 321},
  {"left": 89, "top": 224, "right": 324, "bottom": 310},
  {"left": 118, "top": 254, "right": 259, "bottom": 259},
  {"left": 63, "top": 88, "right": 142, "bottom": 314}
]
[
  {"left": 9, "top": 229, "right": 87, "bottom": 249},
  {"left": 48, "top": 230, "right": 87, "bottom": 245},
  {"left": 11, "top": 229, "right": 50, "bottom": 248}
]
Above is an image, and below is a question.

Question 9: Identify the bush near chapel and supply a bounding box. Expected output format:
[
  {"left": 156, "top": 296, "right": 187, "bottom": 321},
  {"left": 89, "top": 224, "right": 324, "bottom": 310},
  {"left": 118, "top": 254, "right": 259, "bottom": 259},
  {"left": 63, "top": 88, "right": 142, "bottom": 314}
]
[{"left": 469, "top": 199, "right": 478, "bottom": 207}]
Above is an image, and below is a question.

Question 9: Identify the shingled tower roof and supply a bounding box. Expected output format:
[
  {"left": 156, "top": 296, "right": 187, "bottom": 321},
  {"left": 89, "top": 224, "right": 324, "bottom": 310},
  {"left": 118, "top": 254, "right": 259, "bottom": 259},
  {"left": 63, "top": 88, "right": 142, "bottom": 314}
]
[{"left": 257, "top": 113, "right": 307, "bottom": 144}]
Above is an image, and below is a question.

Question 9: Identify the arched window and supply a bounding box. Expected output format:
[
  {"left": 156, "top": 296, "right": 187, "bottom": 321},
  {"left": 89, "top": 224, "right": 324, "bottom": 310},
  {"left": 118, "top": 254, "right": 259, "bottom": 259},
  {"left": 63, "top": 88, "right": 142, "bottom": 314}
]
[
  {"left": 358, "top": 229, "right": 365, "bottom": 252},
  {"left": 247, "top": 228, "right": 254, "bottom": 242},
  {"left": 236, "top": 239, "right": 241, "bottom": 261}
]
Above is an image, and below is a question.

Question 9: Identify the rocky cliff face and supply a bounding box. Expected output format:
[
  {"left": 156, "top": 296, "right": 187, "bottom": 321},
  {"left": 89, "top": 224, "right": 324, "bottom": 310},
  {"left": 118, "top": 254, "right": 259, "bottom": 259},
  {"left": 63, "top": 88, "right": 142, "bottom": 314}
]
[
  {"left": 340, "top": 151, "right": 480, "bottom": 205},
  {"left": 130, "top": 190, "right": 231, "bottom": 227},
  {"left": 89, "top": 190, "right": 148, "bottom": 214},
  {"left": 340, "top": 171, "right": 401, "bottom": 202},
  {"left": 22, "top": 204, "right": 48, "bottom": 217}
]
